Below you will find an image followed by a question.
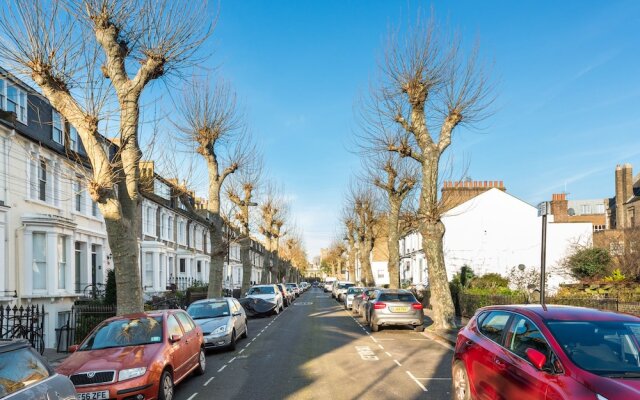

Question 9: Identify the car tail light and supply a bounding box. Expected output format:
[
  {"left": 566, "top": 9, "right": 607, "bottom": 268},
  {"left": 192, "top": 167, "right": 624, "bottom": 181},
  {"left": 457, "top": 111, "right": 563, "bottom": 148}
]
[
  {"left": 373, "top": 302, "right": 386, "bottom": 310},
  {"left": 412, "top": 302, "right": 423, "bottom": 310}
]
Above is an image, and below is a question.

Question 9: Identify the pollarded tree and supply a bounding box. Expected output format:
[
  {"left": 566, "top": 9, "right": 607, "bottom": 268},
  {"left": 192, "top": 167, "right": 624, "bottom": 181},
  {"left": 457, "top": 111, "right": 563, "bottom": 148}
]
[
  {"left": 368, "top": 17, "right": 493, "bottom": 329},
  {"left": 258, "top": 183, "right": 288, "bottom": 284},
  {"left": 348, "top": 185, "right": 379, "bottom": 286},
  {"left": 0, "top": 0, "right": 211, "bottom": 313},
  {"left": 175, "top": 80, "right": 252, "bottom": 298}
]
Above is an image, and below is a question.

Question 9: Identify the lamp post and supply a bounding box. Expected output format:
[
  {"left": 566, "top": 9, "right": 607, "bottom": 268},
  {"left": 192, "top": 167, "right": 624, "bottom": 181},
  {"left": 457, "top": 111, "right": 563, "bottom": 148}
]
[{"left": 537, "top": 202, "right": 551, "bottom": 307}]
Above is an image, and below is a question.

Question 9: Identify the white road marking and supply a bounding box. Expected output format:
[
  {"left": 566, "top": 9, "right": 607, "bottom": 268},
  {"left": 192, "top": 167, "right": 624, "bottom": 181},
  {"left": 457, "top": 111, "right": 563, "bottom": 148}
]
[
  {"left": 411, "top": 339, "right": 429, "bottom": 341},
  {"left": 260, "top": 329, "right": 265, "bottom": 333},
  {"left": 217, "top": 365, "right": 226, "bottom": 373},
  {"left": 376, "top": 338, "right": 395, "bottom": 341},
  {"left": 238, "top": 349, "right": 245, "bottom": 354},
  {"left": 378, "top": 344, "right": 384, "bottom": 349},
  {"left": 412, "top": 377, "right": 453, "bottom": 380},
  {"left": 385, "top": 352, "right": 392, "bottom": 357},
  {"left": 228, "top": 357, "right": 237, "bottom": 363},
  {"left": 407, "top": 371, "right": 428, "bottom": 392},
  {"left": 355, "top": 346, "right": 379, "bottom": 361},
  {"left": 245, "top": 342, "right": 251, "bottom": 348},
  {"left": 370, "top": 336, "right": 378, "bottom": 343},
  {"left": 186, "top": 393, "right": 198, "bottom": 400},
  {"left": 203, "top": 377, "right": 214, "bottom": 386},
  {"left": 394, "top": 359, "right": 402, "bottom": 366}
]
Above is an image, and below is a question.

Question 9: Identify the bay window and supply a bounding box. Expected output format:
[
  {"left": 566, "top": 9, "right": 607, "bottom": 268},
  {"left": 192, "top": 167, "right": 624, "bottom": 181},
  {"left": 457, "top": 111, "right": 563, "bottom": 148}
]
[{"left": 32, "top": 233, "right": 46, "bottom": 291}]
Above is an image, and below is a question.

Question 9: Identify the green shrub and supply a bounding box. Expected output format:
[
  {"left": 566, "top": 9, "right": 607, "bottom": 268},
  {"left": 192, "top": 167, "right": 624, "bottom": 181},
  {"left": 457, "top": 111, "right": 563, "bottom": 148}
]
[
  {"left": 565, "top": 248, "right": 611, "bottom": 280},
  {"left": 469, "top": 273, "right": 509, "bottom": 290},
  {"left": 104, "top": 269, "right": 117, "bottom": 306}
]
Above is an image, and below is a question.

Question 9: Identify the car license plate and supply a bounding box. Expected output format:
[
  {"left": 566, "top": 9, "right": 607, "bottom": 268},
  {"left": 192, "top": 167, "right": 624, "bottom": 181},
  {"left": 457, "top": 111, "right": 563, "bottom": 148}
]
[
  {"left": 76, "top": 390, "right": 109, "bottom": 400},
  {"left": 391, "top": 306, "right": 409, "bottom": 313}
]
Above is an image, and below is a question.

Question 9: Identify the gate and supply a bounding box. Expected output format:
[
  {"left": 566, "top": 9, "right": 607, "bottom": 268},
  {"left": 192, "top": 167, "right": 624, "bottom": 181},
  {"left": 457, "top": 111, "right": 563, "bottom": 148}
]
[{"left": 0, "top": 305, "right": 45, "bottom": 354}]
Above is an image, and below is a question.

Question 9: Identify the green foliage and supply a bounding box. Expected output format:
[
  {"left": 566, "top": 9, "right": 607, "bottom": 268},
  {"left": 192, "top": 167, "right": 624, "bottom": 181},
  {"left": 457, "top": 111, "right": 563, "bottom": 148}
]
[
  {"left": 104, "top": 269, "right": 117, "bottom": 306},
  {"left": 469, "top": 273, "right": 509, "bottom": 290},
  {"left": 604, "top": 268, "right": 626, "bottom": 282},
  {"left": 451, "top": 265, "right": 476, "bottom": 289},
  {"left": 565, "top": 247, "right": 611, "bottom": 280},
  {"left": 464, "top": 287, "right": 520, "bottom": 296}
]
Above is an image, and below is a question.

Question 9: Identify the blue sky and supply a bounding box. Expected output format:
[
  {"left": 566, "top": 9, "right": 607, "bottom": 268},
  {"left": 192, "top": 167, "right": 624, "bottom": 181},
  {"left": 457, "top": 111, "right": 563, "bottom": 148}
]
[{"left": 170, "top": 1, "right": 640, "bottom": 258}]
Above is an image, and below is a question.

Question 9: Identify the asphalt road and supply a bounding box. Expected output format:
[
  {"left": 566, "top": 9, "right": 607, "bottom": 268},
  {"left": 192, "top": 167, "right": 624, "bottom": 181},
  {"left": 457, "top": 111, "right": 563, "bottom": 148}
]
[{"left": 174, "top": 287, "right": 453, "bottom": 400}]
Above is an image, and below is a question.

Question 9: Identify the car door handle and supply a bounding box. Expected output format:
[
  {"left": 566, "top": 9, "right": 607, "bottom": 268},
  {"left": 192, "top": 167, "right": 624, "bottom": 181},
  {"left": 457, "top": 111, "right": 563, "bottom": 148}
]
[
  {"left": 494, "top": 357, "right": 506, "bottom": 368},
  {"left": 465, "top": 340, "right": 474, "bottom": 346}
]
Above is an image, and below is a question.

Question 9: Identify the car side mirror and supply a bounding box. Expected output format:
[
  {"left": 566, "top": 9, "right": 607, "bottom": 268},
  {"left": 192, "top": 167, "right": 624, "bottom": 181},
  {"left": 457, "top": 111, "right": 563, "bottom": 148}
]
[
  {"left": 170, "top": 334, "right": 183, "bottom": 343},
  {"left": 525, "top": 348, "right": 547, "bottom": 370},
  {"left": 68, "top": 344, "right": 79, "bottom": 353}
]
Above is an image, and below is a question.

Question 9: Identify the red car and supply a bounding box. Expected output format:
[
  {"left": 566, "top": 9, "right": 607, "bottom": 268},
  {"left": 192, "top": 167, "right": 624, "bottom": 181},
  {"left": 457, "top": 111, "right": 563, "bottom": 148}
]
[
  {"left": 452, "top": 305, "right": 640, "bottom": 400},
  {"left": 57, "top": 310, "right": 205, "bottom": 400}
]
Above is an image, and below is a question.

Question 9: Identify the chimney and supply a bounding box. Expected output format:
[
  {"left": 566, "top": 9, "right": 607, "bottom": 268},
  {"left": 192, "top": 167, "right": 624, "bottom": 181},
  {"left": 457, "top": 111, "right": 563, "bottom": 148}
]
[
  {"left": 615, "top": 165, "right": 626, "bottom": 229},
  {"left": 550, "top": 193, "right": 568, "bottom": 222}
]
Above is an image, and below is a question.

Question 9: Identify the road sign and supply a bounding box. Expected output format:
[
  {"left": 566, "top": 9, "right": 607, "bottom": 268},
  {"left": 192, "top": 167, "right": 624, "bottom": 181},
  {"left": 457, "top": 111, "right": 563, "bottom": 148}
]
[{"left": 537, "top": 201, "right": 551, "bottom": 217}]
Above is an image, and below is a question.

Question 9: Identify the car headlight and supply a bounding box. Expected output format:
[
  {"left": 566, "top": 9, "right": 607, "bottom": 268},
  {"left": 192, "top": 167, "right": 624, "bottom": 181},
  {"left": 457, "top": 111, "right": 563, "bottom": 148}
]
[
  {"left": 213, "top": 325, "right": 228, "bottom": 334},
  {"left": 118, "top": 367, "right": 146, "bottom": 381}
]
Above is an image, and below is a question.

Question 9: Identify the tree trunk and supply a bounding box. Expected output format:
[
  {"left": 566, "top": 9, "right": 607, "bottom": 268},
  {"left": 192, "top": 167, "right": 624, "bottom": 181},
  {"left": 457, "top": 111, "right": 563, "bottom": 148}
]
[
  {"left": 207, "top": 215, "right": 225, "bottom": 298},
  {"left": 387, "top": 202, "right": 401, "bottom": 289},
  {"left": 359, "top": 240, "right": 374, "bottom": 286},
  {"left": 347, "top": 239, "right": 356, "bottom": 282},
  {"left": 102, "top": 200, "right": 142, "bottom": 314},
  {"left": 240, "top": 237, "right": 252, "bottom": 295}
]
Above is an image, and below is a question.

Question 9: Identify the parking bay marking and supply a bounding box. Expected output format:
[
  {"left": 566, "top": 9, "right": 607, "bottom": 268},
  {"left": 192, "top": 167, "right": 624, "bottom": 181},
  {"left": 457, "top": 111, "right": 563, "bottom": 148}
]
[
  {"left": 203, "top": 377, "right": 214, "bottom": 386},
  {"left": 186, "top": 393, "right": 198, "bottom": 400},
  {"left": 355, "top": 346, "right": 379, "bottom": 361},
  {"left": 294, "top": 302, "right": 313, "bottom": 306},
  {"left": 406, "top": 371, "right": 428, "bottom": 392}
]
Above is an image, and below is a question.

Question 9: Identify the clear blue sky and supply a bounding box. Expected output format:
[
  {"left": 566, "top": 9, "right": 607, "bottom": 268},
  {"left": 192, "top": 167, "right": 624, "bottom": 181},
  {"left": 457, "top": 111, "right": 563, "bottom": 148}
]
[{"left": 182, "top": 0, "right": 640, "bottom": 257}]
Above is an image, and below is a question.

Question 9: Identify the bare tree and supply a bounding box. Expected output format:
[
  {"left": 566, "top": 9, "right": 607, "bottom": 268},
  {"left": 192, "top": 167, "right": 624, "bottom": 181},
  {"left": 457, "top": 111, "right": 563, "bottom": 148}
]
[
  {"left": 174, "top": 79, "right": 253, "bottom": 298},
  {"left": 0, "top": 0, "right": 212, "bottom": 313},
  {"left": 342, "top": 211, "right": 358, "bottom": 282},
  {"left": 366, "top": 153, "right": 418, "bottom": 288},
  {"left": 226, "top": 163, "right": 261, "bottom": 296},
  {"left": 346, "top": 184, "right": 379, "bottom": 286},
  {"left": 361, "top": 17, "right": 493, "bottom": 329},
  {"left": 258, "top": 183, "right": 288, "bottom": 284}
]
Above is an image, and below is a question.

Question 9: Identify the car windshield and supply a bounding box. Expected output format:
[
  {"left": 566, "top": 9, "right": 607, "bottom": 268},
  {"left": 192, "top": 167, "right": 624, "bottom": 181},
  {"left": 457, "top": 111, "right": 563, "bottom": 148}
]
[
  {"left": 338, "top": 283, "right": 355, "bottom": 289},
  {"left": 80, "top": 316, "right": 163, "bottom": 351},
  {"left": 0, "top": 347, "right": 50, "bottom": 398},
  {"left": 379, "top": 293, "right": 417, "bottom": 302},
  {"left": 248, "top": 286, "right": 275, "bottom": 295},
  {"left": 187, "top": 301, "right": 230, "bottom": 319},
  {"left": 347, "top": 288, "right": 363, "bottom": 295},
  {"left": 547, "top": 321, "right": 640, "bottom": 376},
  {"left": 286, "top": 284, "right": 296, "bottom": 289}
]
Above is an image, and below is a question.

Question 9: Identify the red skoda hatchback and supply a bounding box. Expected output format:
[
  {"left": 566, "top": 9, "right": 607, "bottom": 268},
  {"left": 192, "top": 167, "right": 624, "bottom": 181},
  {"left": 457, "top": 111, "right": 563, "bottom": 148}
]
[
  {"left": 453, "top": 305, "right": 640, "bottom": 400},
  {"left": 57, "top": 310, "right": 205, "bottom": 400}
]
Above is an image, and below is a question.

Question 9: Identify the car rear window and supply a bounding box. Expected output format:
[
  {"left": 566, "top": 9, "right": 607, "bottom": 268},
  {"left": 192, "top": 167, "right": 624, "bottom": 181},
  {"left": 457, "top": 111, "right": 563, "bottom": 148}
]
[
  {"left": 479, "top": 311, "right": 511, "bottom": 344},
  {"left": 347, "top": 288, "right": 363, "bottom": 295},
  {"left": 338, "top": 283, "right": 355, "bottom": 289},
  {"left": 379, "top": 293, "right": 416, "bottom": 302},
  {"left": 248, "top": 286, "right": 275, "bottom": 295}
]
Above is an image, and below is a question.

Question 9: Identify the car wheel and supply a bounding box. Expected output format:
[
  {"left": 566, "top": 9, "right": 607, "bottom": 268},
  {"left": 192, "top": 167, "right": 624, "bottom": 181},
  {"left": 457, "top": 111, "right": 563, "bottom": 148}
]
[
  {"left": 371, "top": 320, "right": 380, "bottom": 332},
  {"left": 228, "top": 330, "right": 237, "bottom": 351},
  {"left": 158, "top": 370, "right": 174, "bottom": 400},
  {"left": 241, "top": 320, "right": 248, "bottom": 339},
  {"left": 452, "top": 362, "right": 471, "bottom": 400},
  {"left": 195, "top": 348, "right": 206, "bottom": 375},
  {"left": 414, "top": 325, "right": 425, "bottom": 332}
]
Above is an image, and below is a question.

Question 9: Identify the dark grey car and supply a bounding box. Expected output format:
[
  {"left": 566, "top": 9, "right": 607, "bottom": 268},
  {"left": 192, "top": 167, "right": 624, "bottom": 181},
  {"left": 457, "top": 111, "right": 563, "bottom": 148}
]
[
  {"left": 367, "top": 290, "right": 425, "bottom": 332},
  {"left": 187, "top": 297, "right": 249, "bottom": 351},
  {"left": 0, "top": 339, "right": 76, "bottom": 400}
]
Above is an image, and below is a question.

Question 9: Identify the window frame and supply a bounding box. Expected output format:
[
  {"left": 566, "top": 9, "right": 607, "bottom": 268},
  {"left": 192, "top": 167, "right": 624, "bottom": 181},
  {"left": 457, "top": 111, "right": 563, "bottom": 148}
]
[
  {"left": 52, "top": 110, "right": 64, "bottom": 144},
  {"left": 477, "top": 310, "right": 513, "bottom": 346},
  {"left": 504, "top": 313, "right": 562, "bottom": 374},
  {"left": 0, "top": 79, "right": 28, "bottom": 124}
]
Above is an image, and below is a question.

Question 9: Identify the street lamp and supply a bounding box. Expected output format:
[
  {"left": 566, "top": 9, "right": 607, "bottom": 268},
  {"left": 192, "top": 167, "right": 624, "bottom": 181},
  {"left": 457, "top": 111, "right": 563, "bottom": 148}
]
[{"left": 537, "top": 202, "right": 552, "bottom": 307}]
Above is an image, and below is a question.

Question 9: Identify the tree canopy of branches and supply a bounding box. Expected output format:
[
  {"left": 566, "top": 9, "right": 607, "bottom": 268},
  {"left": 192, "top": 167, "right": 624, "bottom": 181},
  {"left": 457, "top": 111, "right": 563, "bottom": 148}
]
[
  {"left": 258, "top": 184, "right": 288, "bottom": 284},
  {"left": 361, "top": 16, "right": 493, "bottom": 329},
  {"left": 0, "top": 0, "right": 212, "bottom": 313},
  {"left": 175, "top": 79, "right": 252, "bottom": 298},
  {"left": 346, "top": 185, "right": 379, "bottom": 286}
]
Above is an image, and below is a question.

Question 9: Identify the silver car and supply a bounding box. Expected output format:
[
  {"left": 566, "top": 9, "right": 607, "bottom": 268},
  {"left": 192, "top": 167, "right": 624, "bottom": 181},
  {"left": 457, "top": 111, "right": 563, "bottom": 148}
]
[
  {"left": 187, "top": 297, "right": 249, "bottom": 351},
  {"left": 344, "top": 287, "right": 365, "bottom": 310},
  {"left": 367, "top": 290, "right": 425, "bottom": 332},
  {"left": 2, "top": 339, "right": 76, "bottom": 400}
]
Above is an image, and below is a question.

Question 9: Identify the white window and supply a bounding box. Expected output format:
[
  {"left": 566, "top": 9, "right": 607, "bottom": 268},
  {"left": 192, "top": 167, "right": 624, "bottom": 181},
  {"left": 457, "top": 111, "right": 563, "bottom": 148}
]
[
  {"left": 178, "top": 220, "right": 186, "bottom": 245},
  {"left": 0, "top": 79, "right": 28, "bottom": 124},
  {"left": 154, "top": 179, "right": 171, "bottom": 200},
  {"left": 597, "top": 204, "right": 605, "bottom": 214},
  {"left": 74, "top": 178, "right": 84, "bottom": 213},
  {"left": 0, "top": 136, "right": 5, "bottom": 203},
  {"left": 145, "top": 252, "right": 153, "bottom": 288},
  {"left": 167, "top": 216, "right": 174, "bottom": 242},
  {"left": 69, "top": 126, "right": 79, "bottom": 152},
  {"left": 91, "top": 201, "right": 99, "bottom": 217},
  {"left": 145, "top": 206, "right": 155, "bottom": 236},
  {"left": 32, "top": 233, "right": 47, "bottom": 290},
  {"left": 52, "top": 111, "right": 63, "bottom": 144},
  {"left": 36, "top": 158, "right": 47, "bottom": 201},
  {"left": 58, "top": 236, "right": 67, "bottom": 289}
]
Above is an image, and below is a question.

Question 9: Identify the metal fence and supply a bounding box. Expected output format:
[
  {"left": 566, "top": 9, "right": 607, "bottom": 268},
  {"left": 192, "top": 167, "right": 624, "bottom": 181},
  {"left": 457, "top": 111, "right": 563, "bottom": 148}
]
[
  {"left": 167, "top": 276, "right": 202, "bottom": 292},
  {"left": 56, "top": 304, "right": 117, "bottom": 352},
  {"left": 0, "top": 305, "right": 45, "bottom": 354}
]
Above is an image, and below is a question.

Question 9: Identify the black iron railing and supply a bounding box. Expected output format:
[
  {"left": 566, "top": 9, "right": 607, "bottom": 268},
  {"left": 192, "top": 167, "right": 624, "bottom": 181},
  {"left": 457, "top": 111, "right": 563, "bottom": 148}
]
[{"left": 0, "top": 305, "right": 45, "bottom": 354}]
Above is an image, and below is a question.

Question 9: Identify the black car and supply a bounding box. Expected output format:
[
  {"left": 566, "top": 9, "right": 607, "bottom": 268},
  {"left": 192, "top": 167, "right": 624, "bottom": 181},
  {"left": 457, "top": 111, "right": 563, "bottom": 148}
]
[{"left": 0, "top": 339, "right": 76, "bottom": 399}]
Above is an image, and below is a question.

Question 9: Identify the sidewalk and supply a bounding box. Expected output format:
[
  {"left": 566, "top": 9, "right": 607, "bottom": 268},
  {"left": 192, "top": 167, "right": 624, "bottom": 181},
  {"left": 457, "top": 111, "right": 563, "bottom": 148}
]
[
  {"left": 422, "top": 308, "right": 469, "bottom": 348},
  {"left": 43, "top": 348, "right": 70, "bottom": 368}
]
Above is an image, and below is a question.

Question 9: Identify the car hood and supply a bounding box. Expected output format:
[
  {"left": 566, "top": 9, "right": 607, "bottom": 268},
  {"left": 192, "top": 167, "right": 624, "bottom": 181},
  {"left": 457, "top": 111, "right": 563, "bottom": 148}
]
[
  {"left": 583, "top": 372, "right": 640, "bottom": 397},
  {"left": 193, "top": 316, "right": 231, "bottom": 333},
  {"left": 56, "top": 344, "right": 162, "bottom": 376},
  {"left": 247, "top": 294, "right": 277, "bottom": 301}
]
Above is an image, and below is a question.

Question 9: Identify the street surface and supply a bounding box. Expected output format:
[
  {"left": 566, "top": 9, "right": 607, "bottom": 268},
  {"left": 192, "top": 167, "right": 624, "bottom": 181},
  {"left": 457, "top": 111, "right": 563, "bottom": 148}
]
[{"left": 174, "top": 288, "right": 453, "bottom": 400}]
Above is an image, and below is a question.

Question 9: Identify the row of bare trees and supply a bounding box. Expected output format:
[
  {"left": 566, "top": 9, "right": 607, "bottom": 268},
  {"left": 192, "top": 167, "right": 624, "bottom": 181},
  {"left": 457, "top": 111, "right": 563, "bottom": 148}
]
[
  {"left": 0, "top": 0, "right": 308, "bottom": 314},
  {"left": 339, "top": 16, "right": 493, "bottom": 329}
]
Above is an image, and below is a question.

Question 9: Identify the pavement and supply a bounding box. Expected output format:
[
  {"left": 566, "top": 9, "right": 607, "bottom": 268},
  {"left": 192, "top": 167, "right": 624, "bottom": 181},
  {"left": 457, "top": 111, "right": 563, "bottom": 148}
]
[
  {"left": 43, "top": 348, "right": 70, "bottom": 368},
  {"left": 422, "top": 309, "right": 469, "bottom": 348},
  {"left": 174, "top": 288, "right": 454, "bottom": 400}
]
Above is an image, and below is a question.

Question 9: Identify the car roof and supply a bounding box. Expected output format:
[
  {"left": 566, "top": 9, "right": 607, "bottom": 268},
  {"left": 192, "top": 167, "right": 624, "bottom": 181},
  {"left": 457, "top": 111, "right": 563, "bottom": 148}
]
[
  {"left": 0, "top": 338, "right": 31, "bottom": 353},
  {"left": 479, "top": 304, "right": 640, "bottom": 323}
]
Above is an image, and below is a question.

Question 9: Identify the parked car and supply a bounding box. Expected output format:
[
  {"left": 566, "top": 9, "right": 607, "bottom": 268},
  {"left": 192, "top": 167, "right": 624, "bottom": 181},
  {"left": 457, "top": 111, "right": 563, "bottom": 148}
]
[
  {"left": 359, "top": 288, "right": 380, "bottom": 321},
  {"left": 187, "top": 297, "right": 248, "bottom": 351},
  {"left": 312, "top": 282, "right": 319, "bottom": 288},
  {"left": 246, "top": 284, "right": 284, "bottom": 313},
  {"left": 344, "top": 287, "right": 365, "bottom": 310},
  {"left": 352, "top": 288, "right": 375, "bottom": 317},
  {"left": 286, "top": 283, "right": 301, "bottom": 298},
  {"left": 277, "top": 284, "right": 294, "bottom": 306},
  {"left": 332, "top": 281, "right": 355, "bottom": 301},
  {"left": 299, "top": 282, "right": 309, "bottom": 291},
  {"left": 57, "top": 310, "right": 205, "bottom": 400},
  {"left": 452, "top": 305, "right": 640, "bottom": 400},
  {"left": 0, "top": 339, "right": 76, "bottom": 400},
  {"left": 366, "top": 289, "right": 424, "bottom": 332}
]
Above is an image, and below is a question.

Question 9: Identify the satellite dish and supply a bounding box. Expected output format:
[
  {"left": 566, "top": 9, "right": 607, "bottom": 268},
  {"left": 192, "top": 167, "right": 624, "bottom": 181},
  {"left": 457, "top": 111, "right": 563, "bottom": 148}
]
[{"left": 568, "top": 208, "right": 576, "bottom": 216}]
